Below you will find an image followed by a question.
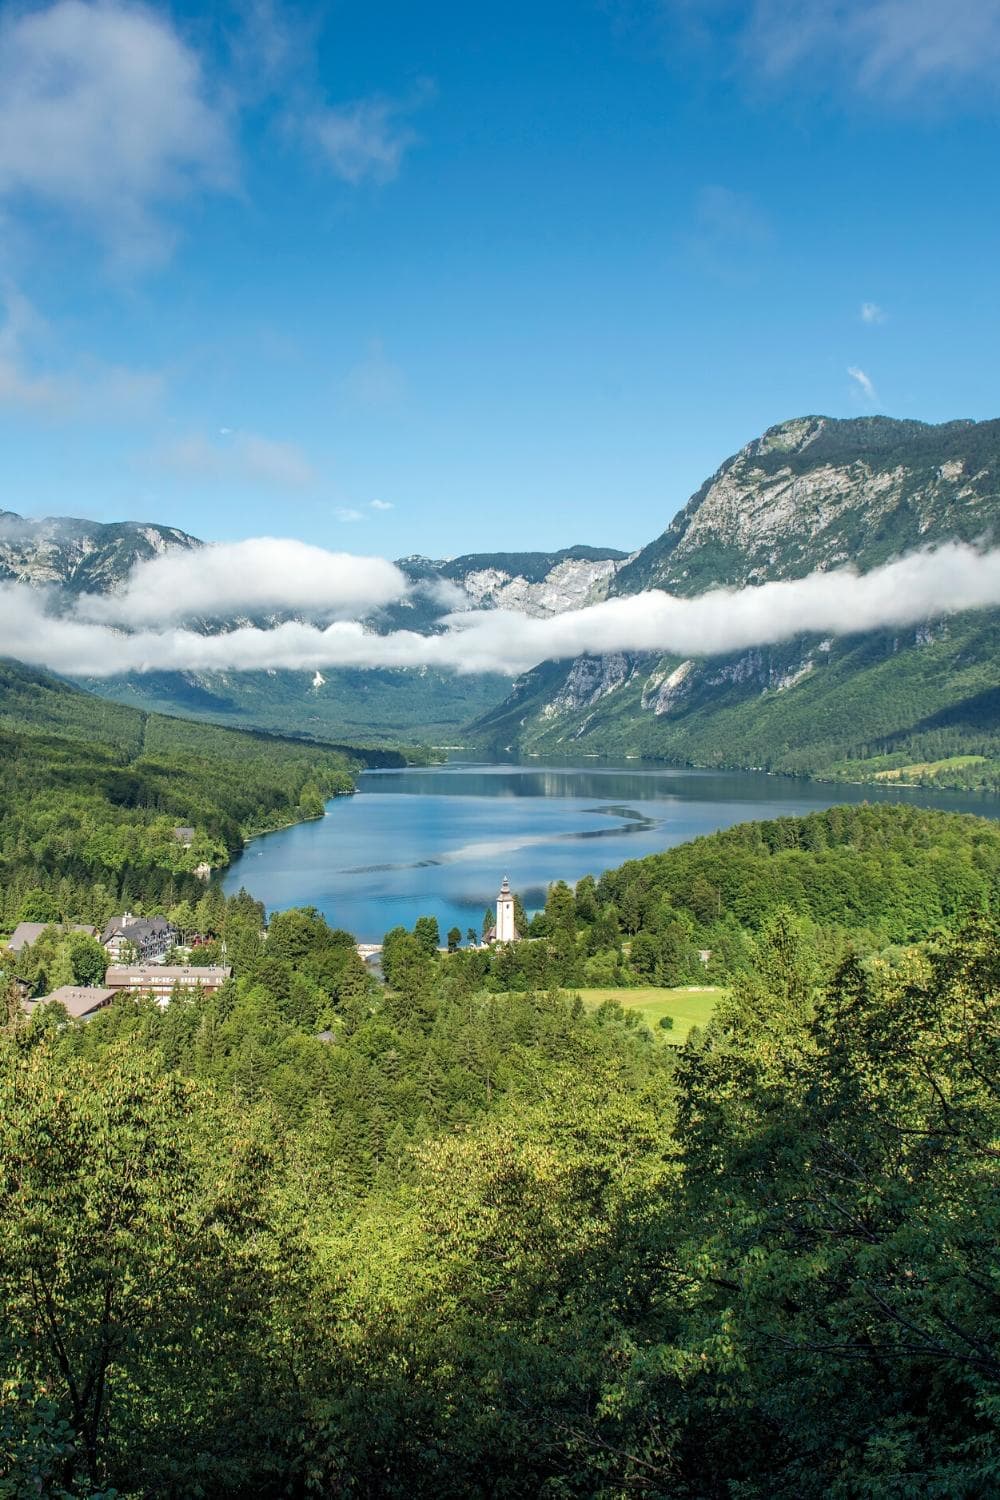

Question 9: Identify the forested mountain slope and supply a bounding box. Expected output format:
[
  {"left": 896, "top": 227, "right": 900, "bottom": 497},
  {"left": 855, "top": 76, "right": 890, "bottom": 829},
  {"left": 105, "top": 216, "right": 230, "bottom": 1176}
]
[
  {"left": 0, "top": 659, "right": 396, "bottom": 929},
  {"left": 473, "top": 415, "right": 1000, "bottom": 788}
]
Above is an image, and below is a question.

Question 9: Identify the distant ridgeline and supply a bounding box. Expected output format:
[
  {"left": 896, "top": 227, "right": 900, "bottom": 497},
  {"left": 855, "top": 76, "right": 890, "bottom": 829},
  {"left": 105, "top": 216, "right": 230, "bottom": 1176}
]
[
  {"left": 2, "top": 800, "right": 998, "bottom": 1496},
  {"left": 0, "top": 658, "right": 406, "bottom": 930},
  {"left": 472, "top": 415, "right": 1000, "bottom": 790}
]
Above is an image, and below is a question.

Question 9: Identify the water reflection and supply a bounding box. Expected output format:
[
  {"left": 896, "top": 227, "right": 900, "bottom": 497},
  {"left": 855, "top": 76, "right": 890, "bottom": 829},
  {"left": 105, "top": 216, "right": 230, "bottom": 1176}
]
[{"left": 223, "top": 755, "right": 998, "bottom": 943}]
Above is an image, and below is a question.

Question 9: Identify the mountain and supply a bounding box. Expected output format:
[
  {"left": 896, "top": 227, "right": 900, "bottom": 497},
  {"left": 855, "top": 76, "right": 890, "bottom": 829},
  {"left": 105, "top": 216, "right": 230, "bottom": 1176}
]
[
  {"left": 0, "top": 511, "right": 199, "bottom": 592},
  {"left": 0, "top": 511, "right": 628, "bottom": 742},
  {"left": 5, "top": 415, "right": 999, "bottom": 781},
  {"left": 472, "top": 416, "right": 1000, "bottom": 789}
]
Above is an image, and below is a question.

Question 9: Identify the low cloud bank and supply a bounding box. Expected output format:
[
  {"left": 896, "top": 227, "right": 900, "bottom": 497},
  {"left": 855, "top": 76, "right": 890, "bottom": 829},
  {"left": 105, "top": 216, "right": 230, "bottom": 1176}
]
[
  {"left": 5, "top": 541, "right": 1000, "bottom": 680},
  {"left": 77, "top": 539, "right": 407, "bottom": 626}
]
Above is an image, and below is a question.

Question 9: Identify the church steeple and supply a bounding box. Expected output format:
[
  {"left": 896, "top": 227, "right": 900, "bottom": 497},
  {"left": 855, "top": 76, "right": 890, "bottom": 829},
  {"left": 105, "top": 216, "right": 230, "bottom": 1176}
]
[{"left": 495, "top": 875, "right": 517, "bottom": 943}]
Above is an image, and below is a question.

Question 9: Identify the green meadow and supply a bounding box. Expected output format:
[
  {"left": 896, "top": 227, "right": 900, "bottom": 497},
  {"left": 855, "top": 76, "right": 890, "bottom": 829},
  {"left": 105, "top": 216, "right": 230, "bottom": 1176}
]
[{"left": 572, "top": 985, "right": 724, "bottom": 1042}]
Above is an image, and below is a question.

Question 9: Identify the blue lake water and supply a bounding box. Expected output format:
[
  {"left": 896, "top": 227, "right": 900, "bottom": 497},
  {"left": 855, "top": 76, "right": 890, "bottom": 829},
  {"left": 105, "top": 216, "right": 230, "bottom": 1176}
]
[{"left": 223, "top": 758, "right": 999, "bottom": 943}]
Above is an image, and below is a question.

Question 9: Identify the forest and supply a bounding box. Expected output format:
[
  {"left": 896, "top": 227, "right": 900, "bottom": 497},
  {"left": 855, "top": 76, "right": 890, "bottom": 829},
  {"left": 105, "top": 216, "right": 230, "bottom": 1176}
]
[
  {"left": 0, "top": 660, "right": 367, "bottom": 931},
  {"left": 1, "top": 801, "right": 998, "bottom": 1497}
]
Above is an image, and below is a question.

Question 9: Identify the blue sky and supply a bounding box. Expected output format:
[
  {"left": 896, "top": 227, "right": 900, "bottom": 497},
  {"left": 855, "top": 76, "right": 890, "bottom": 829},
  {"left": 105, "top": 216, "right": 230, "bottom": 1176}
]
[{"left": 1, "top": 0, "right": 999, "bottom": 558}]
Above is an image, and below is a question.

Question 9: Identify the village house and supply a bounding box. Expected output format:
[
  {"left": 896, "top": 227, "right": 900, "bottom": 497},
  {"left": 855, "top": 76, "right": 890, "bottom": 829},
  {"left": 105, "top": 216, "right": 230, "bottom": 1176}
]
[
  {"left": 101, "top": 913, "right": 177, "bottom": 962},
  {"left": 6, "top": 921, "right": 98, "bottom": 954},
  {"left": 24, "top": 985, "right": 115, "bottom": 1021},
  {"left": 104, "top": 964, "right": 231, "bottom": 1005}
]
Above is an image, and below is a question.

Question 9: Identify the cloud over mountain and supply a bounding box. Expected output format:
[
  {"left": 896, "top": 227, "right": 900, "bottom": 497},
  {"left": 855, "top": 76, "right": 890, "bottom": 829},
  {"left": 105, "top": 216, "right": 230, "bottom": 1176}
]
[
  {"left": 6, "top": 540, "right": 1000, "bottom": 680},
  {"left": 76, "top": 539, "right": 407, "bottom": 627}
]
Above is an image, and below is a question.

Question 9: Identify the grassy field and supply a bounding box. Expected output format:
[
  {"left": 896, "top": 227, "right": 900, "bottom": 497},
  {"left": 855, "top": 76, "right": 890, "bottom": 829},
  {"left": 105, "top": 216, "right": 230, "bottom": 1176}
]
[
  {"left": 572, "top": 986, "right": 724, "bottom": 1043},
  {"left": 872, "top": 755, "right": 986, "bottom": 782}
]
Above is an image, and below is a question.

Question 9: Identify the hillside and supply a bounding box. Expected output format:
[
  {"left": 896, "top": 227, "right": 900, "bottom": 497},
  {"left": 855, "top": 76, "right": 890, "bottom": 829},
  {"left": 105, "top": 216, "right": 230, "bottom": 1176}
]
[
  {"left": 472, "top": 415, "right": 1000, "bottom": 789},
  {"left": 3, "top": 415, "right": 999, "bottom": 771},
  {"left": 0, "top": 658, "right": 407, "bottom": 930}
]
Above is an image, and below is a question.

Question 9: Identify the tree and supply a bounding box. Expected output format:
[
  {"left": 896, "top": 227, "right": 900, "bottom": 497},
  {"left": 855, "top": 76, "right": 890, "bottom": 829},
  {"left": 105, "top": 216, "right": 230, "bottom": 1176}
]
[
  {"left": 298, "top": 780, "right": 326, "bottom": 820},
  {"left": 0, "top": 1041, "right": 287, "bottom": 1494},
  {"left": 66, "top": 934, "right": 109, "bottom": 988},
  {"left": 446, "top": 927, "right": 462, "bottom": 953},
  {"left": 2, "top": 977, "right": 23, "bottom": 1033},
  {"left": 17, "top": 890, "right": 60, "bottom": 923},
  {"left": 413, "top": 915, "right": 440, "bottom": 956},
  {"left": 168, "top": 899, "right": 197, "bottom": 945}
]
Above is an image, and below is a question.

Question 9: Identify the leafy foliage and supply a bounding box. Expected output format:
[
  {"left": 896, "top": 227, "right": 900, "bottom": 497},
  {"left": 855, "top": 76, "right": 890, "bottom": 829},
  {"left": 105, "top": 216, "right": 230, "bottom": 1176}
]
[{"left": 1, "top": 800, "right": 998, "bottom": 1495}]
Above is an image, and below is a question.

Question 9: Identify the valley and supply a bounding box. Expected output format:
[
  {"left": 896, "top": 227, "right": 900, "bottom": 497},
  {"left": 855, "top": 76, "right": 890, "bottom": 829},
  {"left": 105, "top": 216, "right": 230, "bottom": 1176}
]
[{"left": 3, "top": 413, "right": 998, "bottom": 787}]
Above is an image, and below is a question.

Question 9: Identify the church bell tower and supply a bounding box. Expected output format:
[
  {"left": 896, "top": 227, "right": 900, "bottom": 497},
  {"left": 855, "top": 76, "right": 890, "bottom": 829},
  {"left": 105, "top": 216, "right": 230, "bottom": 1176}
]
[{"left": 495, "top": 875, "right": 517, "bottom": 943}]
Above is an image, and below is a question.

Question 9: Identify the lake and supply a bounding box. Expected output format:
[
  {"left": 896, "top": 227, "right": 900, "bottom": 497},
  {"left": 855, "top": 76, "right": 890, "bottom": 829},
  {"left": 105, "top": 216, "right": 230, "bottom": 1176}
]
[{"left": 222, "top": 758, "right": 1000, "bottom": 942}]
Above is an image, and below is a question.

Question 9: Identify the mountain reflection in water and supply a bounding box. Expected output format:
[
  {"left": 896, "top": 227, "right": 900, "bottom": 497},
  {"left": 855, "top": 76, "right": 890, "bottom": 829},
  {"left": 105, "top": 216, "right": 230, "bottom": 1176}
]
[{"left": 224, "top": 756, "right": 999, "bottom": 943}]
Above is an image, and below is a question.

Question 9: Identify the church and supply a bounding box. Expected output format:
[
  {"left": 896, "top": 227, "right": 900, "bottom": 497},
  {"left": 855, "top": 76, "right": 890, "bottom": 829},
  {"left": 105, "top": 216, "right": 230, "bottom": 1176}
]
[{"left": 486, "top": 875, "right": 520, "bottom": 944}]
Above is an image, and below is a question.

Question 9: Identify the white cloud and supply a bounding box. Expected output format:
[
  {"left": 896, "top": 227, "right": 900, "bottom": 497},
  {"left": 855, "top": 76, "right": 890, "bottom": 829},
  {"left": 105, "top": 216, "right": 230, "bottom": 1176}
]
[
  {"left": 847, "top": 365, "right": 878, "bottom": 402},
  {"left": 76, "top": 538, "right": 407, "bottom": 627},
  {"left": 304, "top": 94, "right": 419, "bottom": 184},
  {"left": 0, "top": 0, "right": 234, "bottom": 263},
  {"left": 156, "top": 431, "right": 315, "bottom": 488},
  {"left": 861, "top": 301, "right": 887, "bottom": 323},
  {"left": 370, "top": 498, "right": 394, "bottom": 511},
  {"left": 742, "top": 0, "right": 1000, "bottom": 102},
  {"left": 335, "top": 507, "right": 364, "bottom": 523},
  {"left": 7, "top": 541, "right": 1000, "bottom": 680}
]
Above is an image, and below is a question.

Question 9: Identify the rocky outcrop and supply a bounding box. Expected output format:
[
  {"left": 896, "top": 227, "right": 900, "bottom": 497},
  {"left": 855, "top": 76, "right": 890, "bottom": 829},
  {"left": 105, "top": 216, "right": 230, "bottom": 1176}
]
[
  {"left": 0, "top": 512, "right": 197, "bottom": 593},
  {"left": 460, "top": 553, "right": 628, "bottom": 617},
  {"left": 542, "top": 653, "right": 641, "bottom": 716},
  {"left": 613, "top": 414, "right": 998, "bottom": 598}
]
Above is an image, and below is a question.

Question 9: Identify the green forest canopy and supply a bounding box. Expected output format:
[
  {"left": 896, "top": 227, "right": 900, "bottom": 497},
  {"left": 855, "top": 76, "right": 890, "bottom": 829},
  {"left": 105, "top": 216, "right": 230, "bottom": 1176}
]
[
  {"left": 0, "top": 659, "right": 371, "bottom": 931},
  {"left": 1, "top": 798, "right": 998, "bottom": 1496}
]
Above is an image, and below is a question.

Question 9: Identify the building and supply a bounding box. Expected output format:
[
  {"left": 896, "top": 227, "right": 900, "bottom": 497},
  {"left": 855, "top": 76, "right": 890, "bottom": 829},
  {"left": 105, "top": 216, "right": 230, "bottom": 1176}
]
[
  {"left": 25, "top": 986, "right": 115, "bottom": 1021},
  {"left": 101, "top": 914, "right": 177, "bottom": 962},
  {"left": 104, "top": 964, "right": 231, "bottom": 1005},
  {"left": 172, "top": 826, "right": 196, "bottom": 848},
  {"left": 487, "top": 875, "right": 520, "bottom": 944},
  {"left": 6, "top": 921, "right": 97, "bottom": 954}
]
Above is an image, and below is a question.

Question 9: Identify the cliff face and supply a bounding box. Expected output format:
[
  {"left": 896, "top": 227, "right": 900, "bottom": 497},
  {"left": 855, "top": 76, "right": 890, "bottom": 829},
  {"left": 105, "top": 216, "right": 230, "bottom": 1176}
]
[
  {"left": 615, "top": 415, "right": 999, "bottom": 596},
  {"left": 471, "top": 416, "right": 1000, "bottom": 781},
  {"left": 457, "top": 554, "right": 626, "bottom": 617}
]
